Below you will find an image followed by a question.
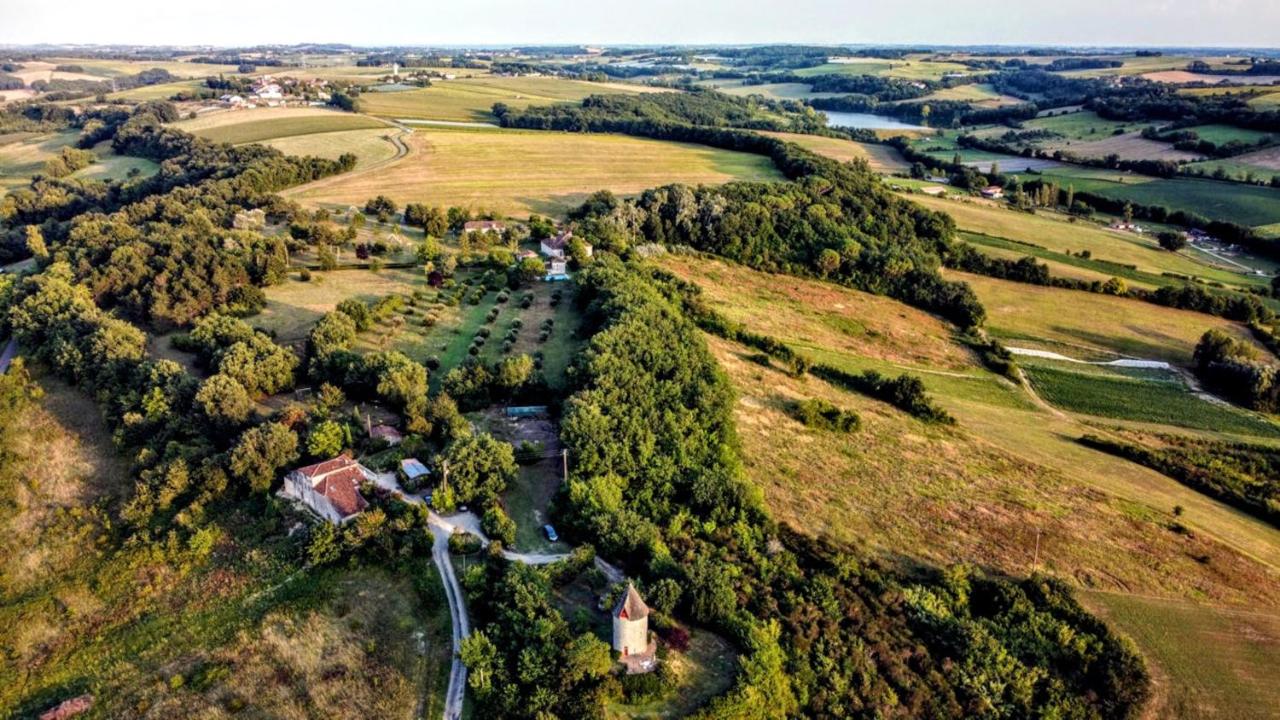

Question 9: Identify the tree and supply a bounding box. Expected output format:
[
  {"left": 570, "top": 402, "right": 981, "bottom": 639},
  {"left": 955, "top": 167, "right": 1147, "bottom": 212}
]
[
  {"left": 514, "top": 256, "right": 545, "bottom": 285},
  {"left": 816, "top": 248, "right": 841, "bottom": 277},
  {"left": 1157, "top": 231, "right": 1187, "bottom": 252},
  {"left": 309, "top": 311, "right": 357, "bottom": 359},
  {"left": 495, "top": 354, "right": 534, "bottom": 393},
  {"left": 317, "top": 245, "right": 338, "bottom": 271},
  {"left": 336, "top": 298, "right": 373, "bottom": 331},
  {"left": 1123, "top": 202, "right": 1134, "bottom": 225},
  {"left": 442, "top": 433, "right": 517, "bottom": 505},
  {"left": 307, "top": 419, "right": 348, "bottom": 458},
  {"left": 229, "top": 422, "right": 299, "bottom": 493},
  {"left": 482, "top": 505, "right": 517, "bottom": 545},
  {"left": 217, "top": 335, "right": 298, "bottom": 396},
  {"left": 364, "top": 195, "right": 398, "bottom": 222},
  {"left": 24, "top": 225, "right": 48, "bottom": 261},
  {"left": 372, "top": 351, "right": 428, "bottom": 411},
  {"left": 416, "top": 237, "right": 443, "bottom": 264},
  {"left": 195, "top": 373, "right": 253, "bottom": 430}
]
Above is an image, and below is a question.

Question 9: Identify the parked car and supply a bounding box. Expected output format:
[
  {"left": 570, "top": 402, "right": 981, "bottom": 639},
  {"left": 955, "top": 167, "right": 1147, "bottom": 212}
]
[{"left": 543, "top": 524, "right": 559, "bottom": 542}]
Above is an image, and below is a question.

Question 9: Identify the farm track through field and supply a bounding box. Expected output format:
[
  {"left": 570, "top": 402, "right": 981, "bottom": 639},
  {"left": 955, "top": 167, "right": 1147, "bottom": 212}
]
[{"left": 282, "top": 122, "right": 411, "bottom": 199}]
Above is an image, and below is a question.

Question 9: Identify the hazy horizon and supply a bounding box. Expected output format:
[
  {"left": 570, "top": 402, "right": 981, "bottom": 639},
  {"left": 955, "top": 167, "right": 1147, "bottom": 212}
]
[{"left": 2, "top": 0, "right": 1279, "bottom": 48}]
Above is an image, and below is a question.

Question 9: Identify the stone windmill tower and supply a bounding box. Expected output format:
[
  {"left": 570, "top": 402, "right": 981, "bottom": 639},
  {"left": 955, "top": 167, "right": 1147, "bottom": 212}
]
[{"left": 611, "top": 583, "right": 650, "bottom": 658}]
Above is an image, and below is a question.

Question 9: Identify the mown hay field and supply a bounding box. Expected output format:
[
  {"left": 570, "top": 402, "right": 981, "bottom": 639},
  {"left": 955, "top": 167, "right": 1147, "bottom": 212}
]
[
  {"left": 0, "top": 131, "right": 78, "bottom": 192},
  {"left": 908, "top": 193, "right": 1265, "bottom": 287},
  {"left": 1083, "top": 591, "right": 1280, "bottom": 720},
  {"left": 356, "top": 76, "right": 667, "bottom": 123},
  {"left": 173, "top": 108, "right": 389, "bottom": 144},
  {"left": 285, "top": 126, "right": 783, "bottom": 217},
  {"left": 947, "top": 269, "right": 1258, "bottom": 363},
  {"left": 260, "top": 128, "right": 401, "bottom": 171},
  {"left": 758, "top": 131, "right": 909, "bottom": 172}
]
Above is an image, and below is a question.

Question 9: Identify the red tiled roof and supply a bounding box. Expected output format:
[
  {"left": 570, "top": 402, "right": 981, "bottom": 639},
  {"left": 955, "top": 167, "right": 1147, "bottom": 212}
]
[
  {"left": 292, "top": 451, "right": 354, "bottom": 479},
  {"left": 315, "top": 466, "right": 369, "bottom": 518}
]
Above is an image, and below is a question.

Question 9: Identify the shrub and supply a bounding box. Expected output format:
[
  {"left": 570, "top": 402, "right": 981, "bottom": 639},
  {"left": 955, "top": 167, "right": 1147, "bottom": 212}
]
[
  {"left": 449, "top": 531, "right": 483, "bottom": 555},
  {"left": 791, "top": 398, "right": 860, "bottom": 433}
]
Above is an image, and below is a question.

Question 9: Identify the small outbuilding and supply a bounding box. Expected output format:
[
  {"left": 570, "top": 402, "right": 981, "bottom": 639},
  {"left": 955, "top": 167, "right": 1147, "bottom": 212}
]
[
  {"left": 980, "top": 186, "right": 1005, "bottom": 199},
  {"left": 369, "top": 424, "right": 403, "bottom": 446}
]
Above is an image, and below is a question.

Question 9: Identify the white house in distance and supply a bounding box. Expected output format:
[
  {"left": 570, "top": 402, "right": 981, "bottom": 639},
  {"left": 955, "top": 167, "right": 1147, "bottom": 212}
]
[
  {"left": 537, "top": 229, "right": 573, "bottom": 257},
  {"left": 281, "top": 453, "right": 375, "bottom": 524},
  {"left": 980, "top": 185, "right": 1005, "bottom": 199},
  {"left": 463, "top": 220, "right": 506, "bottom": 234},
  {"left": 613, "top": 583, "right": 657, "bottom": 674}
]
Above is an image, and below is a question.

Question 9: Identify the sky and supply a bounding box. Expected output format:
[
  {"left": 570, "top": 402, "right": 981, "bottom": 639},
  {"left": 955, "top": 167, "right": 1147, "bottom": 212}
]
[{"left": 1, "top": 0, "right": 1278, "bottom": 48}]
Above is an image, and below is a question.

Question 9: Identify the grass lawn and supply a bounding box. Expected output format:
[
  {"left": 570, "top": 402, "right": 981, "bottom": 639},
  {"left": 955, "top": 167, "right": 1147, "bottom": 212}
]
[
  {"left": 948, "top": 270, "right": 1259, "bottom": 363},
  {"left": 709, "top": 335, "right": 1280, "bottom": 606},
  {"left": 606, "top": 629, "right": 739, "bottom": 719},
  {"left": 0, "top": 130, "right": 79, "bottom": 192},
  {"left": 908, "top": 193, "right": 1270, "bottom": 289},
  {"left": 45, "top": 57, "right": 244, "bottom": 78},
  {"left": 908, "top": 83, "right": 1023, "bottom": 107},
  {"left": 1022, "top": 362, "right": 1280, "bottom": 437},
  {"left": 261, "top": 127, "right": 402, "bottom": 171},
  {"left": 253, "top": 267, "right": 428, "bottom": 344},
  {"left": 357, "top": 76, "right": 665, "bottom": 123},
  {"left": 758, "top": 131, "right": 908, "bottom": 172},
  {"left": 174, "top": 108, "right": 389, "bottom": 144},
  {"left": 71, "top": 153, "right": 160, "bottom": 181},
  {"left": 1083, "top": 591, "right": 1280, "bottom": 720},
  {"left": 1184, "top": 123, "right": 1276, "bottom": 146},
  {"left": 960, "top": 232, "right": 1165, "bottom": 290},
  {"left": 1038, "top": 169, "right": 1280, "bottom": 229},
  {"left": 285, "top": 126, "right": 783, "bottom": 218},
  {"left": 1024, "top": 110, "right": 1142, "bottom": 140}
]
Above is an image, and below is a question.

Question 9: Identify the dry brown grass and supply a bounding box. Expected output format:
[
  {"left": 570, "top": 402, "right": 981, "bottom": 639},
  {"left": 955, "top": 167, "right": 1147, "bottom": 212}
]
[
  {"left": 712, "top": 335, "right": 1280, "bottom": 605},
  {"left": 128, "top": 571, "right": 432, "bottom": 720},
  {"left": 757, "top": 131, "right": 909, "bottom": 172},
  {"left": 285, "top": 127, "right": 782, "bottom": 218},
  {"left": 659, "top": 253, "right": 974, "bottom": 372},
  {"left": 0, "top": 373, "right": 131, "bottom": 595}
]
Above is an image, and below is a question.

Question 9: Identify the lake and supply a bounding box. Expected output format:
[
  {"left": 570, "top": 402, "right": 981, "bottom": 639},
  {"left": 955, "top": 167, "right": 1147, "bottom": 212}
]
[{"left": 821, "top": 111, "right": 930, "bottom": 131}]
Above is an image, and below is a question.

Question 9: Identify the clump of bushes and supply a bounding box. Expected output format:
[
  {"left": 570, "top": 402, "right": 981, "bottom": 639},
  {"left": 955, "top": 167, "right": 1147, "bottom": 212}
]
[
  {"left": 790, "top": 398, "right": 860, "bottom": 433},
  {"left": 448, "top": 531, "right": 483, "bottom": 555}
]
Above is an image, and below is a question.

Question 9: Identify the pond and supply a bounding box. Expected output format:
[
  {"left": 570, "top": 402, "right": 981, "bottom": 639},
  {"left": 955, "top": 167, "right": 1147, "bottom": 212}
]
[{"left": 820, "top": 111, "right": 930, "bottom": 131}]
